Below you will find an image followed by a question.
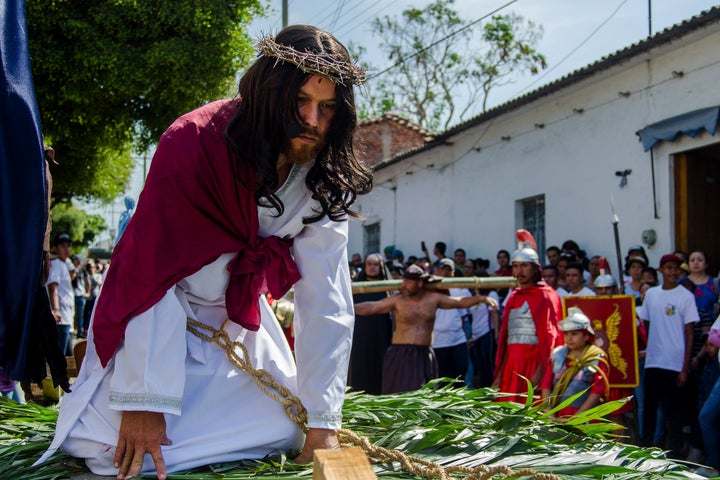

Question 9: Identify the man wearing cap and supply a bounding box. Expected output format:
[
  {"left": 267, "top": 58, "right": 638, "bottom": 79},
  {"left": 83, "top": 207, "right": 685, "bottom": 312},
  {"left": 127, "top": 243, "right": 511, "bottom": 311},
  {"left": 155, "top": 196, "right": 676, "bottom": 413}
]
[
  {"left": 383, "top": 245, "right": 395, "bottom": 266},
  {"left": 47, "top": 233, "right": 75, "bottom": 355},
  {"left": 432, "top": 258, "right": 472, "bottom": 384},
  {"left": 541, "top": 307, "right": 608, "bottom": 417},
  {"left": 390, "top": 249, "right": 405, "bottom": 274},
  {"left": 354, "top": 264, "right": 498, "bottom": 394},
  {"left": 638, "top": 253, "right": 699, "bottom": 458},
  {"left": 493, "top": 230, "right": 563, "bottom": 402}
]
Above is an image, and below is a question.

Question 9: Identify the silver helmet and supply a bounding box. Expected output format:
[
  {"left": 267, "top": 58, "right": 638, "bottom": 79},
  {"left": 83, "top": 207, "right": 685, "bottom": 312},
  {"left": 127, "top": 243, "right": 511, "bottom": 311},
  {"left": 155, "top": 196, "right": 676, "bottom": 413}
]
[
  {"left": 558, "top": 306, "right": 595, "bottom": 335},
  {"left": 594, "top": 274, "right": 617, "bottom": 288},
  {"left": 594, "top": 256, "right": 616, "bottom": 288},
  {"left": 511, "top": 229, "right": 540, "bottom": 264},
  {"left": 511, "top": 246, "right": 540, "bottom": 264}
]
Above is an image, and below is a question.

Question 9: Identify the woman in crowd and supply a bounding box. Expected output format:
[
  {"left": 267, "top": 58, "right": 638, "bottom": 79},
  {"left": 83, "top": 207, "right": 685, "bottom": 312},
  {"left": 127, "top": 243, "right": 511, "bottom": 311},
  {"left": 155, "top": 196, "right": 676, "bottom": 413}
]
[
  {"left": 679, "top": 250, "right": 718, "bottom": 465},
  {"left": 681, "top": 250, "right": 718, "bottom": 318},
  {"left": 494, "top": 250, "right": 512, "bottom": 277},
  {"left": 347, "top": 253, "right": 393, "bottom": 395},
  {"left": 624, "top": 256, "right": 646, "bottom": 301}
]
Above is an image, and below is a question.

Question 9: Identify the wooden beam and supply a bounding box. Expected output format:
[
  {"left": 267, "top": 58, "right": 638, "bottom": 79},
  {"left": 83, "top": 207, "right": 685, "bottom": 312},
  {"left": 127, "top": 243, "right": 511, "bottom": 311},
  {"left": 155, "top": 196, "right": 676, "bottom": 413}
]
[
  {"left": 284, "top": 276, "right": 516, "bottom": 299},
  {"left": 313, "top": 446, "right": 377, "bottom": 480},
  {"left": 351, "top": 276, "right": 517, "bottom": 294}
]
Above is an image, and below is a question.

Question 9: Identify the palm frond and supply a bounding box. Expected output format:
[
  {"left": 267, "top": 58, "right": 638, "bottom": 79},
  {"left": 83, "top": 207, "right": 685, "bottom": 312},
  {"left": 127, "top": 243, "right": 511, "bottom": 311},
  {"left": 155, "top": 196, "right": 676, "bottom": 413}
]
[{"left": 0, "top": 386, "right": 702, "bottom": 479}]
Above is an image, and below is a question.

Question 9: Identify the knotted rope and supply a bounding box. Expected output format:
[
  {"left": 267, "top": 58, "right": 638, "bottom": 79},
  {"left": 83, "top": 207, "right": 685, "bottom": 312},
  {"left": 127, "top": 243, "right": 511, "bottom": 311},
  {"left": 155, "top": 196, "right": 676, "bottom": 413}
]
[
  {"left": 186, "top": 317, "right": 561, "bottom": 480},
  {"left": 186, "top": 318, "right": 308, "bottom": 431}
]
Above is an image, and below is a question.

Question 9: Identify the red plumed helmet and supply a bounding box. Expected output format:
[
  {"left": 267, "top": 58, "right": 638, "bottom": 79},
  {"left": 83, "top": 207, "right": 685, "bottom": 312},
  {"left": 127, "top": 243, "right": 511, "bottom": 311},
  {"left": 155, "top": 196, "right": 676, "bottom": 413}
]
[
  {"left": 595, "top": 256, "right": 617, "bottom": 288},
  {"left": 511, "top": 229, "right": 539, "bottom": 263}
]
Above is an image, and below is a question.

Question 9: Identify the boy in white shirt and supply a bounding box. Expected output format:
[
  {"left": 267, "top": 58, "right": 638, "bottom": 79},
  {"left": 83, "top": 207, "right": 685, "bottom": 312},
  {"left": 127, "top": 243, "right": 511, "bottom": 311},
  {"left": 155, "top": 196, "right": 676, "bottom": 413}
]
[{"left": 638, "top": 254, "right": 699, "bottom": 458}]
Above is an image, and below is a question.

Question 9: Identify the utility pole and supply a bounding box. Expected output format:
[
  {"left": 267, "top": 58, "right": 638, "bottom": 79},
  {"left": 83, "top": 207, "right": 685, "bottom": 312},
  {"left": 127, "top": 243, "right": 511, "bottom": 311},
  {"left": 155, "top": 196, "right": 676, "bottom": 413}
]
[
  {"left": 648, "top": 0, "right": 652, "bottom": 36},
  {"left": 282, "top": 0, "right": 288, "bottom": 28}
]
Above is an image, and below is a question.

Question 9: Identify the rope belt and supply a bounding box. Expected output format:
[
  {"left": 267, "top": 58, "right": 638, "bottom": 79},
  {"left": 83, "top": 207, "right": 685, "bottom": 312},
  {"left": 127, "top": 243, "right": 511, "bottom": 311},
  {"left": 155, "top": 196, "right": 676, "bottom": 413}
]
[
  {"left": 186, "top": 317, "right": 560, "bottom": 480},
  {"left": 185, "top": 318, "right": 308, "bottom": 431}
]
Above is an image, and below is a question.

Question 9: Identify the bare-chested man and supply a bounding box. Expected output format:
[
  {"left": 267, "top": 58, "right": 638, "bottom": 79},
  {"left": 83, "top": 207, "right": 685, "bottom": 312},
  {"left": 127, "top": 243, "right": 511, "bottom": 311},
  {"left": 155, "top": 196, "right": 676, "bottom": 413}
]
[{"left": 354, "top": 264, "right": 498, "bottom": 394}]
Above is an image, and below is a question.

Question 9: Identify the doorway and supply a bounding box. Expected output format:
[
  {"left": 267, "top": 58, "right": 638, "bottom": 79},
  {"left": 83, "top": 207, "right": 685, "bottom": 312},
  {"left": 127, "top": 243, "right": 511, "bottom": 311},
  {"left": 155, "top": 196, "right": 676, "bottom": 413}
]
[{"left": 674, "top": 143, "right": 720, "bottom": 273}]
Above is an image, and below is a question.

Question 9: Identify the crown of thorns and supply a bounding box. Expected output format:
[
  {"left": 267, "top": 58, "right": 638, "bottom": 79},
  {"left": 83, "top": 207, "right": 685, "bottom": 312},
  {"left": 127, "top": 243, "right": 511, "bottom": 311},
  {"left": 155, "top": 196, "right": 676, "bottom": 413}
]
[{"left": 256, "top": 35, "right": 366, "bottom": 86}]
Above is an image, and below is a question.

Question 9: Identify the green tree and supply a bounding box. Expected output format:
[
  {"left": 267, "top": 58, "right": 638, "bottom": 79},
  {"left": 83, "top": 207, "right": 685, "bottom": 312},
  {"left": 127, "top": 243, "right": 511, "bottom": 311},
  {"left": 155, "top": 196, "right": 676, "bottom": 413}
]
[
  {"left": 359, "top": 0, "right": 546, "bottom": 132},
  {"left": 50, "top": 203, "right": 107, "bottom": 251},
  {"left": 27, "top": 0, "right": 264, "bottom": 204}
]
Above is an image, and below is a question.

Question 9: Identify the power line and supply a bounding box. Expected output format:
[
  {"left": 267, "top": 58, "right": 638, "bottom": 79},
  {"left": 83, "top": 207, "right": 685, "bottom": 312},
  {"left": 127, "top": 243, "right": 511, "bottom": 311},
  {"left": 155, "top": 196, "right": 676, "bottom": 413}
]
[
  {"left": 510, "top": 0, "right": 631, "bottom": 98},
  {"left": 319, "top": 0, "right": 385, "bottom": 36},
  {"left": 309, "top": 0, "right": 347, "bottom": 28},
  {"left": 329, "top": 0, "right": 349, "bottom": 30},
  {"left": 367, "top": 0, "right": 518, "bottom": 80},
  {"left": 334, "top": 0, "right": 389, "bottom": 38}
]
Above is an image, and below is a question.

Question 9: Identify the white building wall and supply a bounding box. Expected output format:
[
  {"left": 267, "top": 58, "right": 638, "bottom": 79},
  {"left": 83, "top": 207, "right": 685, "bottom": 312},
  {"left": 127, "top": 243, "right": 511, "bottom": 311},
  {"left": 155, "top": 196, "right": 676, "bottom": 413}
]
[{"left": 349, "top": 26, "right": 720, "bottom": 268}]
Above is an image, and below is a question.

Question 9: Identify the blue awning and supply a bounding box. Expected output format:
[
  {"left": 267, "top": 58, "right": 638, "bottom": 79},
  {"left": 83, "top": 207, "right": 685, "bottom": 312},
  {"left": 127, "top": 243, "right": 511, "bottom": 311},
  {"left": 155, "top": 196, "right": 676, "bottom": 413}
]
[{"left": 636, "top": 106, "right": 720, "bottom": 151}]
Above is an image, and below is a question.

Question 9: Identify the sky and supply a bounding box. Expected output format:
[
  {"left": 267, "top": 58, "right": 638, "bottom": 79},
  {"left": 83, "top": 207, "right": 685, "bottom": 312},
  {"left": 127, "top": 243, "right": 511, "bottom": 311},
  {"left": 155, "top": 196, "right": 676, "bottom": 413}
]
[
  {"left": 86, "top": 0, "right": 720, "bottom": 248},
  {"left": 250, "top": 0, "right": 720, "bottom": 116}
]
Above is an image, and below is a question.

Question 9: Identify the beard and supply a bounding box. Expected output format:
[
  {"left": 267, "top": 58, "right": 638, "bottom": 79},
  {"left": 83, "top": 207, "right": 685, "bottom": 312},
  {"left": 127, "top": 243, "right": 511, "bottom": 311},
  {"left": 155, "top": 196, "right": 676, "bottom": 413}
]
[
  {"left": 280, "top": 127, "right": 325, "bottom": 165},
  {"left": 285, "top": 142, "right": 318, "bottom": 165}
]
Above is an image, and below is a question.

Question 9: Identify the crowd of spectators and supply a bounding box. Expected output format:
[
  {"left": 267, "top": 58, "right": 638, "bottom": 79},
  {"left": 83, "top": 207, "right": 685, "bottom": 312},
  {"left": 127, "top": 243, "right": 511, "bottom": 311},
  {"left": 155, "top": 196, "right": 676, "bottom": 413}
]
[{"left": 349, "top": 239, "right": 720, "bottom": 477}]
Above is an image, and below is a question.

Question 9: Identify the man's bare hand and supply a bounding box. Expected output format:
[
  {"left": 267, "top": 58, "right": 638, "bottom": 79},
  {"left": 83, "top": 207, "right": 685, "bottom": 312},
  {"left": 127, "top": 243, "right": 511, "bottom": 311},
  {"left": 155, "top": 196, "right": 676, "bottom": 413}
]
[
  {"left": 293, "top": 428, "right": 339, "bottom": 464},
  {"left": 114, "top": 411, "right": 170, "bottom": 480},
  {"left": 482, "top": 296, "right": 499, "bottom": 309}
]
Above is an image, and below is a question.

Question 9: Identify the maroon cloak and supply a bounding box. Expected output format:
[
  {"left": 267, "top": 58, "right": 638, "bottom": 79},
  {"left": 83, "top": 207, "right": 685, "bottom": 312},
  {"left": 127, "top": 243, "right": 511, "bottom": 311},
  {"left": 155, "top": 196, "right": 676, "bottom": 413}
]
[{"left": 92, "top": 100, "right": 300, "bottom": 366}]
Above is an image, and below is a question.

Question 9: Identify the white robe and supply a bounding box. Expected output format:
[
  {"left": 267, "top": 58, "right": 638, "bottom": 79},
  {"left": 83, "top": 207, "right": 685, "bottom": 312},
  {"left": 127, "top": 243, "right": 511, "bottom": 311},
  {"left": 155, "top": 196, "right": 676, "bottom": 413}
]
[{"left": 37, "top": 163, "right": 355, "bottom": 475}]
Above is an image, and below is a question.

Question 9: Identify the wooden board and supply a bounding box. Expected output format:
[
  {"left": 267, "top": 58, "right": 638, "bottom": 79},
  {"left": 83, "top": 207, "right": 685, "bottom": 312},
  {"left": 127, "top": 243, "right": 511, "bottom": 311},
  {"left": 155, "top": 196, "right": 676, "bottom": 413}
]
[{"left": 313, "top": 446, "right": 377, "bottom": 480}]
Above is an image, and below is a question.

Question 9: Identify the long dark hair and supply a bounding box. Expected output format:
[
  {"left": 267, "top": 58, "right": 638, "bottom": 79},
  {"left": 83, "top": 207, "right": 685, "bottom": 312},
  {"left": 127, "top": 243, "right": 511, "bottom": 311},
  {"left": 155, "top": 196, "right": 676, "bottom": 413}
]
[{"left": 225, "top": 25, "right": 372, "bottom": 224}]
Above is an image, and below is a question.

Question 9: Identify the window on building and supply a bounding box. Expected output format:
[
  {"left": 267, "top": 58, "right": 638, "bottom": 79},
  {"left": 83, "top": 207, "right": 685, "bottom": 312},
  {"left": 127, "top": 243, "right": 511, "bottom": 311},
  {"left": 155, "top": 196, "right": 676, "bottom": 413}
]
[
  {"left": 364, "top": 223, "right": 380, "bottom": 256},
  {"left": 515, "top": 195, "right": 545, "bottom": 256}
]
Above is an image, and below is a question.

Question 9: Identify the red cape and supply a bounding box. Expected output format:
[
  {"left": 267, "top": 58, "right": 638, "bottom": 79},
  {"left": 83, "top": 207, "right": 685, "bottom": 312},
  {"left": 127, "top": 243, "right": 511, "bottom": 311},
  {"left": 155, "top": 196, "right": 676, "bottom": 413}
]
[
  {"left": 494, "top": 283, "right": 563, "bottom": 375},
  {"left": 92, "top": 100, "right": 301, "bottom": 366}
]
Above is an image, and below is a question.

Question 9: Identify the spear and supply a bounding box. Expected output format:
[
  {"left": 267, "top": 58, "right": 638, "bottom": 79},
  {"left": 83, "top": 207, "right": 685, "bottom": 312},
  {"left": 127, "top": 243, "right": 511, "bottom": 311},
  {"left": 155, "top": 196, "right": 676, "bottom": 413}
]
[{"left": 611, "top": 196, "right": 626, "bottom": 294}]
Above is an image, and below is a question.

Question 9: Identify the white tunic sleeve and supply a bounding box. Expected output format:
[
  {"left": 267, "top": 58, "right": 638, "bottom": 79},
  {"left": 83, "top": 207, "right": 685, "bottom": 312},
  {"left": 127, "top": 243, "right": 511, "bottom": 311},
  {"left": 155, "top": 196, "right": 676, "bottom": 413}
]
[
  {"left": 108, "top": 287, "right": 188, "bottom": 415},
  {"left": 292, "top": 217, "right": 354, "bottom": 430}
]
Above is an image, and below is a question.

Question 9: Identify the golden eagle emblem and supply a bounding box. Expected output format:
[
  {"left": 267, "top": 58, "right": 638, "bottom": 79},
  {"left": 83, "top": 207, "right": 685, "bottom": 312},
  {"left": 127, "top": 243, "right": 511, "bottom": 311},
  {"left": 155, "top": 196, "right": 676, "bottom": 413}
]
[{"left": 592, "top": 304, "right": 627, "bottom": 379}]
